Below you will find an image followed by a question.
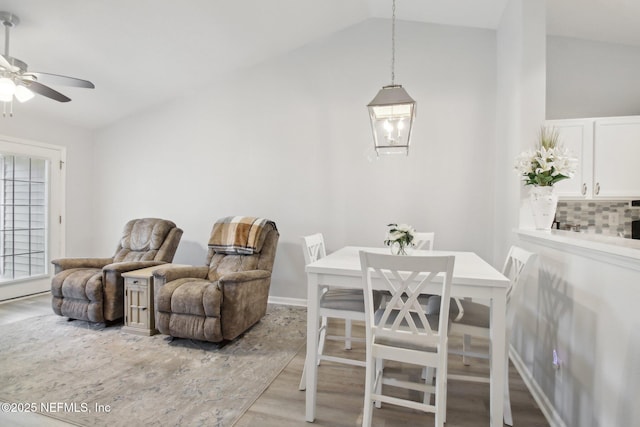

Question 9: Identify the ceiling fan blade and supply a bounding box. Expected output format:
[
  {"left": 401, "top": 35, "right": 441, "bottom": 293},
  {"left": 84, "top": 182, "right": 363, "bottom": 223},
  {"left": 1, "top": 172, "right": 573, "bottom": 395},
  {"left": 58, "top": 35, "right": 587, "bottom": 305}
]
[
  {"left": 28, "top": 72, "right": 95, "bottom": 89},
  {"left": 26, "top": 81, "right": 71, "bottom": 102},
  {"left": 0, "top": 54, "right": 19, "bottom": 73}
]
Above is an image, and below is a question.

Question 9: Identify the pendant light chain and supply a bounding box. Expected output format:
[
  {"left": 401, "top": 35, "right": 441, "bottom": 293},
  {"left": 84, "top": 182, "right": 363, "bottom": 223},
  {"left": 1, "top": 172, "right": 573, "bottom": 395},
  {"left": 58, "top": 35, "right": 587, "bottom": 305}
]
[{"left": 391, "top": 0, "right": 396, "bottom": 85}]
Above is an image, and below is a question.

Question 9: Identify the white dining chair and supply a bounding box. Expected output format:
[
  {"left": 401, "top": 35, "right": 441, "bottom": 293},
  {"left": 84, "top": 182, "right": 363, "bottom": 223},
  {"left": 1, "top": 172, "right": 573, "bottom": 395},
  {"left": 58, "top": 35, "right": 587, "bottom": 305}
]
[
  {"left": 413, "top": 231, "right": 435, "bottom": 250},
  {"left": 359, "top": 251, "right": 455, "bottom": 427},
  {"left": 447, "top": 246, "right": 536, "bottom": 426},
  {"left": 412, "top": 232, "right": 463, "bottom": 321},
  {"left": 298, "top": 233, "right": 382, "bottom": 390}
]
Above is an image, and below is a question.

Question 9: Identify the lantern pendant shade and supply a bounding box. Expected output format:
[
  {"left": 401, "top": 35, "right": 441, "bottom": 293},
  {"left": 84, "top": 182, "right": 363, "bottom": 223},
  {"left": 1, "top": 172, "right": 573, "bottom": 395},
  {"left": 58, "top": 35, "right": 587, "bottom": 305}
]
[{"left": 367, "top": 84, "right": 416, "bottom": 156}]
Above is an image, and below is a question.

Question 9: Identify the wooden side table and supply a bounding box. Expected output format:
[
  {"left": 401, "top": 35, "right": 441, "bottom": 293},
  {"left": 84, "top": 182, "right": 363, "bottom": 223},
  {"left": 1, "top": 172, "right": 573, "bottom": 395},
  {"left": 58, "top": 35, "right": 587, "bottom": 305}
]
[{"left": 122, "top": 264, "right": 186, "bottom": 336}]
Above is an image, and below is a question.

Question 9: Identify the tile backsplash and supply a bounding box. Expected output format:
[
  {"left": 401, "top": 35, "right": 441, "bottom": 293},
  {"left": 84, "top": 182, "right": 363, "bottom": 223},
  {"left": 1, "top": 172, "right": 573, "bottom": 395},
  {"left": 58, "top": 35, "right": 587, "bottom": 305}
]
[{"left": 555, "top": 201, "right": 640, "bottom": 238}]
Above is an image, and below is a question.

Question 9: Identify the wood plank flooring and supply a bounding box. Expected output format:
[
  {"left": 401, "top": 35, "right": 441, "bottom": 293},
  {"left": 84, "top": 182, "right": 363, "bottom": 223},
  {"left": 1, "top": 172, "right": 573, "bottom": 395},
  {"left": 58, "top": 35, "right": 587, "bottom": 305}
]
[
  {"left": 0, "top": 292, "right": 53, "bottom": 326},
  {"left": 235, "top": 321, "right": 549, "bottom": 427},
  {"left": 0, "top": 293, "right": 549, "bottom": 426}
]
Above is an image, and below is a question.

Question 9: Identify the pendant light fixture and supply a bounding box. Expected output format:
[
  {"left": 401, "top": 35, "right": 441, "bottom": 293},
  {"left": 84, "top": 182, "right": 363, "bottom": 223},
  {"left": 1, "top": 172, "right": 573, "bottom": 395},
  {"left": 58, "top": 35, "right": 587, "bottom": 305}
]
[{"left": 367, "top": 0, "right": 416, "bottom": 156}]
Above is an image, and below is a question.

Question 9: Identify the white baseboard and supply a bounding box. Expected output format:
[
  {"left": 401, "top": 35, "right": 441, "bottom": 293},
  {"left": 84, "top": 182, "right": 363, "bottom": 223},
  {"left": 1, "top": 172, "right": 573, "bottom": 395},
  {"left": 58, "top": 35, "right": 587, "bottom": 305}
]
[
  {"left": 0, "top": 290, "right": 50, "bottom": 304},
  {"left": 509, "top": 346, "right": 566, "bottom": 427},
  {"left": 268, "top": 296, "right": 307, "bottom": 307}
]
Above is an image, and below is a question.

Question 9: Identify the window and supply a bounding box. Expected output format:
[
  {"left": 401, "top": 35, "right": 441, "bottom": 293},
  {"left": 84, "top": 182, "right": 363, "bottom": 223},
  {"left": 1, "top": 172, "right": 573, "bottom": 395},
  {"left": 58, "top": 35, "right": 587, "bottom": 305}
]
[
  {"left": 0, "top": 155, "right": 49, "bottom": 281},
  {"left": 0, "top": 136, "right": 64, "bottom": 300}
]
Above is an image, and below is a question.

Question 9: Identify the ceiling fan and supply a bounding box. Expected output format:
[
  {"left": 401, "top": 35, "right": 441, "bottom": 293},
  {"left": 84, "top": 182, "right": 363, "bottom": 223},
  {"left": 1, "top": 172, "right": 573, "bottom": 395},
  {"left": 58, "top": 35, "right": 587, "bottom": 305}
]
[{"left": 0, "top": 11, "right": 94, "bottom": 115}]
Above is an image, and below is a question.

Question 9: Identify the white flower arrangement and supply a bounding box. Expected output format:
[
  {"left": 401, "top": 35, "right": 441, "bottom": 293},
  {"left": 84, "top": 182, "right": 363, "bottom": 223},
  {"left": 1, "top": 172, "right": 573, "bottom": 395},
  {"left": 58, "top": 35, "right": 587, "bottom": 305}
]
[
  {"left": 384, "top": 223, "right": 415, "bottom": 255},
  {"left": 514, "top": 127, "right": 578, "bottom": 187}
]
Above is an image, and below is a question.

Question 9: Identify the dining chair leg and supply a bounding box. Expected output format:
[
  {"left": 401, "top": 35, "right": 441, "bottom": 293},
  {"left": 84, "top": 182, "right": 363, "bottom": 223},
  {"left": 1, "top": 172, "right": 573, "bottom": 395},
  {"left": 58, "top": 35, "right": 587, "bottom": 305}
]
[
  {"left": 422, "top": 367, "right": 435, "bottom": 405},
  {"left": 421, "top": 366, "right": 435, "bottom": 380},
  {"left": 299, "top": 316, "right": 324, "bottom": 391},
  {"left": 504, "top": 352, "right": 513, "bottom": 426},
  {"left": 443, "top": 350, "right": 449, "bottom": 423},
  {"left": 298, "top": 362, "right": 307, "bottom": 391},
  {"left": 462, "top": 333, "right": 472, "bottom": 365},
  {"left": 318, "top": 316, "right": 328, "bottom": 364},
  {"left": 374, "top": 358, "right": 383, "bottom": 409},
  {"left": 435, "top": 366, "right": 445, "bottom": 427},
  {"left": 504, "top": 384, "right": 513, "bottom": 426},
  {"left": 362, "top": 358, "right": 375, "bottom": 427},
  {"left": 345, "top": 319, "right": 353, "bottom": 350}
]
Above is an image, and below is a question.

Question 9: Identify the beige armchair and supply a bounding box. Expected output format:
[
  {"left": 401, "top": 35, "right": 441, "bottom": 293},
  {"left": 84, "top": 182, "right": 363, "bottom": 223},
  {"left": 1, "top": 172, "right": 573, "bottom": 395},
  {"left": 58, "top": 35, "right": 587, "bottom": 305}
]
[
  {"left": 153, "top": 217, "right": 279, "bottom": 343},
  {"left": 51, "top": 218, "right": 183, "bottom": 323}
]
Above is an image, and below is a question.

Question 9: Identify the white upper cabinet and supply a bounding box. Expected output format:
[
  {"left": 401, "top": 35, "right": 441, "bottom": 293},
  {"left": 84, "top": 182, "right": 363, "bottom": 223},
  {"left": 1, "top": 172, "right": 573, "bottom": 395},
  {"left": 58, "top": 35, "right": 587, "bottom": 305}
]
[
  {"left": 546, "top": 118, "right": 594, "bottom": 198},
  {"left": 546, "top": 115, "right": 640, "bottom": 200},
  {"left": 593, "top": 117, "right": 640, "bottom": 199}
]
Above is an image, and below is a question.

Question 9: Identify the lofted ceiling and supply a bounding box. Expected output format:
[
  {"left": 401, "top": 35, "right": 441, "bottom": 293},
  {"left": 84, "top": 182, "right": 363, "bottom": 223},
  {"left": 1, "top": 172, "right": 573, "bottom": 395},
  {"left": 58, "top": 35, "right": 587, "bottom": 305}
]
[{"left": 0, "top": 0, "right": 639, "bottom": 131}]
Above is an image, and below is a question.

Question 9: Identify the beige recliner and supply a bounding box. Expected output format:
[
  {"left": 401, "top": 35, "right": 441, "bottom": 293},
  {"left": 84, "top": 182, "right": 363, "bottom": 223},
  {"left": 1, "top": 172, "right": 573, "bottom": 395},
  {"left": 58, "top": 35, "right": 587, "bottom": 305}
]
[
  {"left": 51, "top": 218, "right": 183, "bottom": 323},
  {"left": 153, "top": 217, "right": 279, "bottom": 343}
]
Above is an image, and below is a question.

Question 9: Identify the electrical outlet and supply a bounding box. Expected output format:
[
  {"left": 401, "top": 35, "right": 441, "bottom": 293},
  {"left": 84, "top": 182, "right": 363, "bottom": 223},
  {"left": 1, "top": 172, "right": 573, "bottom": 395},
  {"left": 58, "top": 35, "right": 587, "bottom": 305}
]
[{"left": 552, "top": 349, "right": 562, "bottom": 370}]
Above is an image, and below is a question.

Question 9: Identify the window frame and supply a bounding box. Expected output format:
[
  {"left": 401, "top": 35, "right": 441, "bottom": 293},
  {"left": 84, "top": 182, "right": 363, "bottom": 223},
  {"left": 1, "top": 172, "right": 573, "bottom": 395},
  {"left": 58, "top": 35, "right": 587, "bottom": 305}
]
[{"left": 0, "top": 135, "right": 65, "bottom": 300}]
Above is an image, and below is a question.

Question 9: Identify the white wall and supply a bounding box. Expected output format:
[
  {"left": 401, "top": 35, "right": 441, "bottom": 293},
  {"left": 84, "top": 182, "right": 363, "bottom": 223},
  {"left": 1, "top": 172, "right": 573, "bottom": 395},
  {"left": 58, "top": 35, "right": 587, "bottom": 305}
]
[
  {"left": 92, "top": 18, "right": 498, "bottom": 300},
  {"left": 0, "top": 111, "right": 95, "bottom": 257},
  {"left": 494, "top": 0, "right": 546, "bottom": 264},
  {"left": 514, "top": 236, "right": 640, "bottom": 427},
  {"left": 547, "top": 36, "right": 640, "bottom": 119}
]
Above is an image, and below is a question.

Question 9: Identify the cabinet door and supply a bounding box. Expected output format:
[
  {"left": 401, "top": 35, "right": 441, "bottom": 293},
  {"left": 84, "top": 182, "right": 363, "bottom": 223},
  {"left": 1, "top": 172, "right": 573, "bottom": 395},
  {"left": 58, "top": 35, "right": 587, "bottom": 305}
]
[
  {"left": 125, "top": 279, "right": 149, "bottom": 329},
  {"left": 594, "top": 117, "right": 640, "bottom": 199},
  {"left": 545, "top": 119, "right": 594, "bottom": 198}
]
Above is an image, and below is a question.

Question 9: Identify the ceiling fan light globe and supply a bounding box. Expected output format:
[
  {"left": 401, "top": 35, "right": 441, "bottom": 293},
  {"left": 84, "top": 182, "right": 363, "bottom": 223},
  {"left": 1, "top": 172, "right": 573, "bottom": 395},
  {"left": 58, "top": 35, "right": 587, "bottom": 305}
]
[
  {"left": 0, "top": 77, "right": 17, "bottom": 98},
  {"left": 15, "top": 85, "right": 34, "bottom": 103}
]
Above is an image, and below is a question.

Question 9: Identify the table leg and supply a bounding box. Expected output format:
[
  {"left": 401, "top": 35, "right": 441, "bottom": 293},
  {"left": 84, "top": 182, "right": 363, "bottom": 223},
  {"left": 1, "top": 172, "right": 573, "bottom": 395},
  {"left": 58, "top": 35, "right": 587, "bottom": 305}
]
[
  {"left": 490, "top": 292, "right": 507, "bottom": 427},
  {"left": 305, "top": 273, "right": 321, "bottom": 422}
]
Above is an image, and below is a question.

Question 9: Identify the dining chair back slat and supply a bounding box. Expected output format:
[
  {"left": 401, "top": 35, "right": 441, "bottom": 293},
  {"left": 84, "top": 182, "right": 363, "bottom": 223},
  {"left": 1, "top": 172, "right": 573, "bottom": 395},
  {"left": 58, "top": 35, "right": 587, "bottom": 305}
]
[
  {"left": 413, "top": 232, "right": 435, "bottom": 250},
  {"left": 302, "top": 233, "right": 326, "bottom": 264},
  {"left": 502, "top": 245, "right": 531, "bottom": 302}
]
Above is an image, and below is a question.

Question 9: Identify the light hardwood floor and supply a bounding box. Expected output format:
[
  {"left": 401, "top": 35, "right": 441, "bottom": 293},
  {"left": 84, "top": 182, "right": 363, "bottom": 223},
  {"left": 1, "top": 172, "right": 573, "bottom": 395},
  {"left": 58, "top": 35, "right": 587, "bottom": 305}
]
[
  {"left": 0, "top": 292, "right": 54, "bottom": 326},
  {"left": 0, "top": 293, "right": 549, "bottom": 426},
  {"left": 235, "top": 322, "right": 549, "bottom": 427}
]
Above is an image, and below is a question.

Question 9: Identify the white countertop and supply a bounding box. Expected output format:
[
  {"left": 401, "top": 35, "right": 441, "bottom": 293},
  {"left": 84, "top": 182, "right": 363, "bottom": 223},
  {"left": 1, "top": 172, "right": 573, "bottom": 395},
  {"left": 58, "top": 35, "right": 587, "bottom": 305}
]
[{"left": 516, "top": 228, "right": 640, "bottom": 266}]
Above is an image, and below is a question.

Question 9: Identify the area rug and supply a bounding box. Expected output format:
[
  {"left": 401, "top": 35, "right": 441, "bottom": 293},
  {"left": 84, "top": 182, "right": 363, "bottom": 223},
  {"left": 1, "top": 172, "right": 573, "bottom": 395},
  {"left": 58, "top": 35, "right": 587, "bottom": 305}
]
[{"left": 0, "top": 304, "right": 306, "bottom": 427}]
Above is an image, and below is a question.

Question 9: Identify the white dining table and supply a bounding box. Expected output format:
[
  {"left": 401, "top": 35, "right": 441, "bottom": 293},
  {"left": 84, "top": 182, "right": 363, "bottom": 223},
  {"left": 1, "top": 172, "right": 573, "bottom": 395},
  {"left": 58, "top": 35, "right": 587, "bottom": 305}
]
[{"left": 304, "top": 246, "right": 510, "bottom": 426}]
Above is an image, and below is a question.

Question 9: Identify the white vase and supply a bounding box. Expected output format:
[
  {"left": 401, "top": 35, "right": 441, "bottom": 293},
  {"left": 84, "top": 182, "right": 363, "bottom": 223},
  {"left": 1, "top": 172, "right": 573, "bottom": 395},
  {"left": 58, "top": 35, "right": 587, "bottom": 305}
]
[{"left": 529, "top": 186, "right": 558, "bottom": 230}]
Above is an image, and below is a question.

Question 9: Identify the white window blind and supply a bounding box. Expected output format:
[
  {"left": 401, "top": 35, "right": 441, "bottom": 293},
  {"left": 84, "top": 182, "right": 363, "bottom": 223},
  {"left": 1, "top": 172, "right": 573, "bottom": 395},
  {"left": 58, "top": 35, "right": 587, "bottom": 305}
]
[{"left": 0, "top": 155, "right": 48, "bottom": 281}]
